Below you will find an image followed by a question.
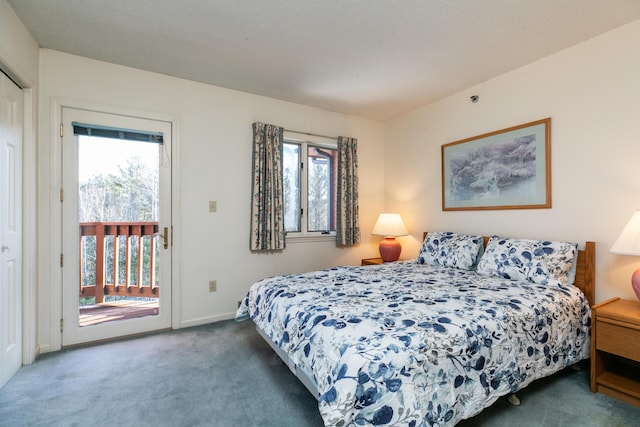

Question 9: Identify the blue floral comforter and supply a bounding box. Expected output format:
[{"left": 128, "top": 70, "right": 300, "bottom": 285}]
[{"left": 235, "top": 261, "right": 591, "bottom": 426}]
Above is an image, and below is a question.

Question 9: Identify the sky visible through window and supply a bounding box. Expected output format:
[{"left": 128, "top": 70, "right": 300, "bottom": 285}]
[{"left": 78, "top": 136, "right": 159, "bottom": 183}]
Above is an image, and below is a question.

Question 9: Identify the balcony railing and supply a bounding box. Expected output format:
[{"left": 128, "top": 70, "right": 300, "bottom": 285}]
[{"left": 79, "top": 222, "right": 160, "bottom": 303}]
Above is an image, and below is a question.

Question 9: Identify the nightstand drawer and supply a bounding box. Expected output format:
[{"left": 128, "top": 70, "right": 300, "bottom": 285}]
[{"left": 596, "top": 319, "right": 640, "bottom": 363}]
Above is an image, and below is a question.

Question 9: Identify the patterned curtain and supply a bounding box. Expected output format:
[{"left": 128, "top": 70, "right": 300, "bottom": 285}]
[
  {"left": 336, "top": 136, "right": 360, "bottom": 246},
  {"left": 250, "top": 122, "right": 285, "bottom": 251}
]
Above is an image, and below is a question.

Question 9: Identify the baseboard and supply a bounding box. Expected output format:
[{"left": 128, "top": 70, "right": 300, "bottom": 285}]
[
  {"left": 179, "top": 312, "right": 235, "bottom": 329},
  {"left": 36, "top": 344, "right": 50, "bottom": 356}
]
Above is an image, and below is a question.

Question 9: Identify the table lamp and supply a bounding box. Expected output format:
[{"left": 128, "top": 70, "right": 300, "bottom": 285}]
[
  {"left": 610, "top": 210, "right": 640, "bottom": 300},
  {"left": 371, "top": 213, "right": 408, "bottom": 262}
]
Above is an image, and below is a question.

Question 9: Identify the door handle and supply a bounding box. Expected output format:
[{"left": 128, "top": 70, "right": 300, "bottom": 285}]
[
  {"left": 1, "top": 245, "right": 9, "bottom": 252},
  {"left": 162, "top": 227, "right": 169, "bottom": 249}
]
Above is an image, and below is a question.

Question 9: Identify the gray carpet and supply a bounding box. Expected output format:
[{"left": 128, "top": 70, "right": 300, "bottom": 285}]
[{"left": 1, "top": 319, "right": 638, "bottom": 426}]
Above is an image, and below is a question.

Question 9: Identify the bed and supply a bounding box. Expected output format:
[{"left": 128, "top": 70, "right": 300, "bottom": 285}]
[{"left": 236, "top": 232, "right": 595, "bottom": 426}]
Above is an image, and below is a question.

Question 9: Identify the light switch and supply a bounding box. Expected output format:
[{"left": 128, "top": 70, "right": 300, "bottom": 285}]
[{"left": 209, "top": 201, "right": 217, "bottom": 212}]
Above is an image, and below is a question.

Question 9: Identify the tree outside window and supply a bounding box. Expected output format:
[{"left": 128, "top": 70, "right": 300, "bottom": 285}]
[{"left": 282, "top": 141, "right": 337, "bottom": 235}]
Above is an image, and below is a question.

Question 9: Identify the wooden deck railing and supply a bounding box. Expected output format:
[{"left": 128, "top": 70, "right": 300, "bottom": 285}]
[{"left": 79, "top": 222, "right": 160, "bottom": 303}]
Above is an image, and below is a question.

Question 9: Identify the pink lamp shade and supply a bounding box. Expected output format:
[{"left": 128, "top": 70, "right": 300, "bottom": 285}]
[
  {"left": 372, "top": 213, "right": 408, "bottom": 262},
  {"left": 610, "top": 210, "right": 640, "bottom": 300}
]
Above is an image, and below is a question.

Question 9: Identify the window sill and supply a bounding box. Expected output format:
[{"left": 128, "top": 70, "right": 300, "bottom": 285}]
[{"left": 286, "top": 233, "right": 336, "bottom": 243}]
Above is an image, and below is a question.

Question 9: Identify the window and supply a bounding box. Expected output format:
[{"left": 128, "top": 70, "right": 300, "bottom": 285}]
[{"left": 282, "top": 139, "right": 337, "bottom": 236}]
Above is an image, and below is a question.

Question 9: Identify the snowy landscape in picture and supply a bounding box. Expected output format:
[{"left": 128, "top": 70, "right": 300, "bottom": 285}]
[{"left": 448, "top": 134, "right": 537, "bottom": 202}]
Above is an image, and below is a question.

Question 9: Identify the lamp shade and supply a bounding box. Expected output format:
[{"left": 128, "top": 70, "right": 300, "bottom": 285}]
[
  {"left": 611, "top": 210, "right": 640, "bottom": 256},
  {"left": 611, "top": 210, "right": 640, "bottom": 301},
  {"left": 371, "top": 213, "right": 408, "bottom": 237}
]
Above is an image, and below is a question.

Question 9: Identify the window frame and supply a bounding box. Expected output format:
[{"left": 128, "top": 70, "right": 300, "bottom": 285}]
[{"left": 282, "top": 135, "right": 338, "bottom": 242}]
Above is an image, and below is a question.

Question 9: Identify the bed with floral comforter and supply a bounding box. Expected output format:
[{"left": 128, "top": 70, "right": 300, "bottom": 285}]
[{"left": 236, "top": 233, "right": 593, "bottom": 426}]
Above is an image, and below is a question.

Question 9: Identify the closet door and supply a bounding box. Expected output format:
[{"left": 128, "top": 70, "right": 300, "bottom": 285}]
[{"left": 0, "top": 72, "right": 23, "bottom": 389}]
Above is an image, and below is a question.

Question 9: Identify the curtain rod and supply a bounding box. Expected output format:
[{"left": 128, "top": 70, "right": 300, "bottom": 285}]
[{"left": 283, "top": 128, "right": 338, "bottom": 140}]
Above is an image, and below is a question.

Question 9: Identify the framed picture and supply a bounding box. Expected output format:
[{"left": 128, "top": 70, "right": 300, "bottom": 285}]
[{"left": 442, "top": 118, "right": 551, "bottom": 211}]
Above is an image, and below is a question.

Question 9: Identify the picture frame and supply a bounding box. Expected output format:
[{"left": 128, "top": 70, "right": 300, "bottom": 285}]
[{"left": 442, "top": 118, "right": 551, "bottom": 211}]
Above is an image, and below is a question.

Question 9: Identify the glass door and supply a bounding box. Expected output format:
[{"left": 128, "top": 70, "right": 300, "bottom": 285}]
[{"left": 61, "top": 107, "right": 172, "bottom": 346}]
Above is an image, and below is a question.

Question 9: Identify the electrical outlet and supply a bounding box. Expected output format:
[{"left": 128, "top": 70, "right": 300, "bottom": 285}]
[
  {"left": 209, "top": 280, "right": 217, "bottom": 292},
  {"left": 209, "top": 200, "right": 217, "bottom": 212}
]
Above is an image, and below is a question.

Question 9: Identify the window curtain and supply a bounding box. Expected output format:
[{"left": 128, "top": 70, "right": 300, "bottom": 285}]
[
  {"left": 336, "top": 136, "right": 360, "bottom": 246},
  {"left": 250, "top": 122, "right": 286, "bottom": 251}
]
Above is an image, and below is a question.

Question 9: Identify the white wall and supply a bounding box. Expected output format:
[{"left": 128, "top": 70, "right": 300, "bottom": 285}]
[
  {"left": 37, "top": 50, "right": 385, "bottom": 352},
  {"left": 0, "top": 0, "right": 38, "bottom": 86},
  {"left": 385, "top": 20, "right": 640, "bottom": 303}
]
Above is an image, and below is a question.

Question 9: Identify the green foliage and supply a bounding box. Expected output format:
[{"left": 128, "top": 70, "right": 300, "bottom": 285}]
[
  {"left": 79, "top": 157, "right": 158, "bottom": 222},
  {"left": 79, "top": 297, "right": 95, "bottom": 306}
]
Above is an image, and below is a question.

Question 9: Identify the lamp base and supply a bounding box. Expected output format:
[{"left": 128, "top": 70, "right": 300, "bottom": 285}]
[
  {"left": 632, "top": 268, "right": 640, "bottom": 301},
  {"left": 379, "top": 237, "right": 401, "bottom": 262}
]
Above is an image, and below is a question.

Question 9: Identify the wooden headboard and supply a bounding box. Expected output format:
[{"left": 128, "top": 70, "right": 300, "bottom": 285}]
[{"left": 422, "top": 232, "right": 596, "bottom": 306}]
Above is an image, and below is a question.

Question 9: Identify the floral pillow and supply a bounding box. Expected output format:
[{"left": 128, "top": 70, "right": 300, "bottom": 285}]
[
  {"left": 416, "top": 232, "right": 484, "bottom": 270},
  {"left": 476, "top": 236, "right": 578, "bottom": 286}
]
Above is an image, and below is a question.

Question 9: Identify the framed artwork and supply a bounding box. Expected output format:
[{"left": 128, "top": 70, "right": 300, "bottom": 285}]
[{"left": 442, "top": 118, "right": 551, "bottom": 211}]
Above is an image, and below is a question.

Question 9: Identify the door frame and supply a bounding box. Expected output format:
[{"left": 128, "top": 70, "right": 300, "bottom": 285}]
[
  {"left": 49, "top": 98, "right": 181, "bottom": 351},
  {"left": 21, "top": 87, "right": 36, "bottom": 365}
]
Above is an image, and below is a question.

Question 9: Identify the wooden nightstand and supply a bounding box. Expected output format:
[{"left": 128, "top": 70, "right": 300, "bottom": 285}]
[
  {"left": 590, "top": 297, "right": 640, "bottom": 407},
  {"left": 361, "top": 257, "right": 383, "bottom": 266}
]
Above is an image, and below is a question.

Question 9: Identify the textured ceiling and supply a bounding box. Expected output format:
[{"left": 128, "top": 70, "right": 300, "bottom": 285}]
[{"left": 8, "top": 0, "right": 640, "bottom": 121}]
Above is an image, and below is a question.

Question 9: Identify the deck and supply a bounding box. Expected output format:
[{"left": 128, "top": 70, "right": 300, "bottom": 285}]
[
  {"left": 77, "top": 221, "right": 161, "bottom": 327},
  {"left": 79, "top": 300, "right": 159, "bottom": 327}
]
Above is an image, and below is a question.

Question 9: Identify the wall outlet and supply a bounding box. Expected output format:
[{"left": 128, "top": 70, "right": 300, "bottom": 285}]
[
  {"left": 209, "top": 280, "right": 217, "bottom": 292},
  {"left": 209, "top": 200, "right": 217, "bottom": 212}
]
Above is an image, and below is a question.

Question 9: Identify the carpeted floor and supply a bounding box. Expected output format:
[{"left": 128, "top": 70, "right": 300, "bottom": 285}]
[{"left": 1, "top": 319, "right": 638, "bottom": 426}]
